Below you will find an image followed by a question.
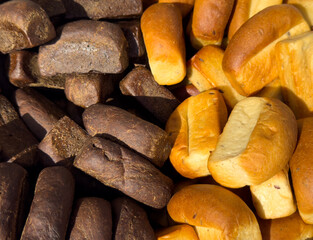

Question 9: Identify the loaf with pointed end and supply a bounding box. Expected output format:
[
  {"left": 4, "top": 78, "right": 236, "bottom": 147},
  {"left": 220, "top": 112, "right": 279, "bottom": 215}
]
[
  {"left": 0, "top": 0, "right": 56, "bottom": 54},
  {"left": 15, "top": 87, "right": 65, "bottom": 140},
  {"left": 250, "top": 165, "right": 296, "bottom": 219},
  {"left": 208, "top": 97, "right": 297, "bottom": 188},
  {"left": 290, "top": 117, "right": 313, "bottom": 224},
  {"left": 167, "top": 184, "right": 262, "bottom": 240},
  {"left": 141, "top": 3, "right": 186, "bottom": 85},
  {"left": 63, "top": 0, "right": 142, "bottom": 19},
  {"left": 38, "top": 20, "right": 128, "bottom": 76},
  {"left": 223, "top": 4, "right": 310, "bottom": 96},
  {"left": 0, "top": 163, "right": 28, "bottom": 240},
  {"left": 190, "top": 0, "right": 234, "bottom": 49},
  {"left": 120, "top": 67, "right": 180, "bottom": 123},
  {"left": 166, "top": 90, "right": 228, "bottom": 179},
  {"left": 228, "top": 0, "right": 282, "bottom": 40},
  {"left": 112, "top": 197, "right": 156, "bottom": 240},
  {"left": 74, "top": 137, "right": 173, "bottom": 208},
  {"left": 83, "top": 104, "right": 171, "bottom": 167},
  {"left": 156, "top": 225, "right": 199, "bottom": 240},
  {"left": 68, "top": 198, "right": 112, "bottom": 240},
  {"left": 21, "top": 166, "right": 75, "bottom": 240}
]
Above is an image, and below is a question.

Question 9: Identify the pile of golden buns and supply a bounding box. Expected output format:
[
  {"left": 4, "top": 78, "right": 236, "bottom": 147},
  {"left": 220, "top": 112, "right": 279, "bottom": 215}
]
[{"left": 141, "top": 0, "right": 313, "bottom": 239}]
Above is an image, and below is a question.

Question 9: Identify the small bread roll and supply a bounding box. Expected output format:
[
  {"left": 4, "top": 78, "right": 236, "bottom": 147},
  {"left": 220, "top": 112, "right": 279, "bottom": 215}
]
[
  {"left": 258, "top": 212, "right": 313, "bottom": 240},
  {"left": 250, "top": 165, "right": 296, "bottom": 219},
  {"left": 158, "top": 0, "right": 194, "bottom": 17},
  {"left": 290, "top": 117, "right": 313, "bottom": 224},
  {"left": 228, "top": 0, "right": 282, "bottom": 40},
  {"left": 187, "top": 45, "right": 246, "bottom": 108},
  {"left": 156, "top": 225, "right": 199, "bottom": 240},
  {"left": 287, "top": 0, "right": 313, "bottom": 26},
  {"left": 166, "top": 90, "right": 228, "bottom": 179},
  {"left": 276, "top": 31, "right": 313, "bottom": 119},
  {"left": 190, "top": 0, "right": 234, "bottom": 49},
  {"left": 167, "top": 184, "right": 262, "bottom": 240},
  {"left": 223, "top": 4, "right": 310, "bottom": 96},
  {"left": 208, "top": 97, "right": 297, "bottom": 188},
  {"left": 141, "top": 3, "right": 186, "bottom": 85}
]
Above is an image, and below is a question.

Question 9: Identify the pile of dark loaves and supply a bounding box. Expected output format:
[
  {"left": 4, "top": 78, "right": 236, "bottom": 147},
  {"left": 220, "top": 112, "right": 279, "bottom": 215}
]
[{"left": 1, "top": 0, "right": 313, "bottom": 239}]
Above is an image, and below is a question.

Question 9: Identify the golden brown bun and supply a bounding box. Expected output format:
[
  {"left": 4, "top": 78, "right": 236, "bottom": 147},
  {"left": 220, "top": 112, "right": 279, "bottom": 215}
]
[
  {"left": 187, "top": 45, "right": 246, "bottom": 108},
  {"left": 156, "top": 225, "right": 199, "bottom": 240},
  {"left": 250, "top": 164, "right": 296, "bottom": 219},
  {"left": 158, "top": 0, "right": 194, "bottom": 17},
  {"left": 228, "top": 0, "right": 283, "bottom": 40},
  {"left": 166, "top": 90, "right": 228, "bottom": 179},
  {"left": 276, "top": 31, "right": 313, "bottom": 119},
  {"left": 208, "top": 97, "right": 298, "bottom": 188},
  {"left": 290, "top": 117, "right": 313, "bottom": 224},
  {"left": 167, "top": 184, "right": 262, "bottom": 240},
  {"left": 223, "top": 4, "right": 310, "bottom": 96},
  {"left": 258, "top": 212, "right": 313, "bottom": 240},
  {"left": 287, "top": 0, "right": 313, "bottom": 26},
  {"left": 190, "top": 0, "right": 235, "bottom": 49},
  {"left": 141, "top": 3, "right": 186, "bottom": 85},
  {"left": 255, "top": 78, "right": 282, "bottom": 100}
]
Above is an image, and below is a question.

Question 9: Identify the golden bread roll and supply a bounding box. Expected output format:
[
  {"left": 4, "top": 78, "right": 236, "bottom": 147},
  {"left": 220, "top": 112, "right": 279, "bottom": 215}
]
[
  {"left": 258, "top": 212, "right": 313, "bottom": 240},
  {"left": 156, "top": 224, "right": 199, "bottom": 240},
  {"left": 166, "top": 90, "right": 228, "bottom": 179},
  {"left": 167, "top": 184, "right": 262, "bottom": 240},
  {"left": 187, "top": 45, "right": 246, "bottom": 108},
  {"left": 255, "top": 78, "right": 282, "bottom": 100},
  {"left": 141, "top": 3, "right": 186, "bottom": 85},
  {"left": 190, "top": 0, "right": 235, "bottom": 49},
  {"left": 223, "top": 4, "right": 310, "bottom": 96},
  {"left": 228, "top": 0, "right": 283, "bottom": 40},
  {"left": 158, "top": 0, "right": 194, "bottom": 17},
  {"left": 290, "top": 117, "right": 313, "bottom": 224},
  {"left": 208, "top": 97, "right": 298, "bottom": 188},
  {"left": 276, "top": 31, "right": 313, "bottom": 119},
  {"left": 287, "top": 0, "right": 313, "bottom": 26},
  {"left": 250, "top": 164, "right": 296, "bottom": 219}
]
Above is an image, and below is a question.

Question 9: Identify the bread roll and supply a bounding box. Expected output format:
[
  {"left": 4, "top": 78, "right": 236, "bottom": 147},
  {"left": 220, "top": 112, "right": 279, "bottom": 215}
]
[
  {"left": 276, "top": 31, "right": 313, "bottom": 119},
  {"left": 255, "top": 78, "right": 282, "bottom": 100},
  {"left": 250, "top": 164, "right": 296, "bottom": 219},
  {"left": 228, "top": 0, "right": 282, "bottom": 40},
  {"left": 287, "top": 0, "right": 313, "bottom": 26},
  {"left": 208, "top": 97, "right": 297, "bottom": 188},
  {"left": 141, "top": 3, "right": 186, "bottom": 85},
  {"left": 258, "top": 212, "right": 313, "bottom": 240},
  {"left": 156, "top": 225, "right": 199, "bottom": 240},
  {"left": 223, "top": 4, "right": 310, "bottom": 96},
  {"left": 158, "top": 0, "right": 194, "bottom": 16},
  {"left": 166, "top": 90, "right": 228, "bottom": 179},
  {"left": 190, "top": 0, "right": 234, "bottom": 49},
  {"left": 167, "top": 184, "right": 262, "bottom": 240},
  {"left": 290, "top": 117, "right": 313, "bottom": 224},
  {"left": 187, "top": 45, "right": 246, "bottom": 108}
]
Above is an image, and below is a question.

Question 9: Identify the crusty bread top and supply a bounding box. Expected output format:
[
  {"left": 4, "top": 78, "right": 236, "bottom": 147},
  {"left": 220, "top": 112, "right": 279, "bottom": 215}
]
[
  {"left": 167, "top": 184, "right": 261, "bottom": 239},
  {"left": 223, "top": 4, "right": 306, "bottom": 74}
]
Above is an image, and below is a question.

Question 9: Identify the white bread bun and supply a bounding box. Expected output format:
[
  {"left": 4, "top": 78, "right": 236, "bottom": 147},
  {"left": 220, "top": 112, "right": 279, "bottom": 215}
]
[
  {"left": 250, "top": 164, "right": 296, "bottom": 219},
  {"left": 167, "top": 184, "right": 262, "bottom": 240},
  {"left": 208, "top": 97, "right": 297, "bottom": 188},
  {"left": 166, "top": 90, "right": 228, "bottom": 179}
]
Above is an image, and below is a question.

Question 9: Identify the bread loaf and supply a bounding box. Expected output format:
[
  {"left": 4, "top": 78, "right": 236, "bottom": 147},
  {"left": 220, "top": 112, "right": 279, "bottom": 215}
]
[
  {"left": 141, "top": 3, "right": 186, "bottom": 85},
  {"left": 166, "top": 90, "right": 228, "bottom": 178},
  {"left": 156, "top": 225, "right": 199, "bottom": 240},
  {"left": 287, "top": 0, "right": 313, "bottom": 26},
  {"left": 208, "top": 97, "right": 297, "bottom": 188}
]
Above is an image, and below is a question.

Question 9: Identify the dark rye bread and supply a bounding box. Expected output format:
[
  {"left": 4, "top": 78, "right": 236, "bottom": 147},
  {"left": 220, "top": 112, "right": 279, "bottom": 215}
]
[
  {"left": 74, "top": 137, "right": 173, "bottom": 209},
  {"left": 112, "top": 197, "right": 156, "bottom": 240},
  {"left": 21, "top": 166, "right": 75, "bottom": 240},
  {"left": 68, "top": 197, "right": 112, "bottom": 240},
  {"left": 0, "top": 163, "right": 28, "bottom": 240},
  {"left": 83, "top": 104, "right": 171, "bottom": 167}
]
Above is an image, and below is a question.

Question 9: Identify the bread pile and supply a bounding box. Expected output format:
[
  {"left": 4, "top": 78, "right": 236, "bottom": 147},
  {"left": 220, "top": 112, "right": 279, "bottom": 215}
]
[{"left": 0, "top": 0, "right": 313, "bottom": 239}]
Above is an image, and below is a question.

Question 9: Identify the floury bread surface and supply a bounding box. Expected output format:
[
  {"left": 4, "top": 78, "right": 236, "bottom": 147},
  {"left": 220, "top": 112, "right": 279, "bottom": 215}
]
[
  {"left": 167, "top": 184, "right": 262, "bottom": 240},
  {"left": 208, "top": 97, "right": 297, "bottom": 188},
  {"left": 166, "top": 90, "right": 228, "bottom": 179},
  {"left": 223, "top": 4, "right": 310, "bottom": 96}
]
